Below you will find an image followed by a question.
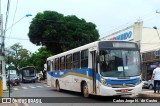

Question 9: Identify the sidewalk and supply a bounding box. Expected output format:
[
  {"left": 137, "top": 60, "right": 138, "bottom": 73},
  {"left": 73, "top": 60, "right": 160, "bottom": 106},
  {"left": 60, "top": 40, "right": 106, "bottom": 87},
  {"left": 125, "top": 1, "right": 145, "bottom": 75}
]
[{"left": 138, "top": 91, "right": 160, "bottom": 100}]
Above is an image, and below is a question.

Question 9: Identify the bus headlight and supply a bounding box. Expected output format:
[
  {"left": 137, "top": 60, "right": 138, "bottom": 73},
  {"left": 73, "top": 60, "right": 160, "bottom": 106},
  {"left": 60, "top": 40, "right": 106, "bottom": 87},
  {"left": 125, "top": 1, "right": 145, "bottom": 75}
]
[
  {"left": 140, "top": 75, "right": 143, "bottom": 82},
  {"left": 101, "top": 77, "right": 106, "bottom": 85},
  {"left": 135, "top": 77, "right": 142, "bottom": 85}
]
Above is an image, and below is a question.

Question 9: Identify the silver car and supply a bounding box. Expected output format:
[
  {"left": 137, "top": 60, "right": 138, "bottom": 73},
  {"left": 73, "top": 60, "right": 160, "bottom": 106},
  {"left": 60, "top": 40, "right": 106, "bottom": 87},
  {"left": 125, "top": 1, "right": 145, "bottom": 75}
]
[{"left": 143, "top": 80, "right": 159, "bottom": 89}]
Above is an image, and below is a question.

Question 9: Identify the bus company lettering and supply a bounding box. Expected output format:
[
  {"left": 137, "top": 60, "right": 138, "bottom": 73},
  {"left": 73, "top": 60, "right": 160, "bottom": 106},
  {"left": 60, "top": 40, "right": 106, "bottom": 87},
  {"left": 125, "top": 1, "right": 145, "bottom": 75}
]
[{"left": 109, "top": 31, "right": 132, "bottom": 40}]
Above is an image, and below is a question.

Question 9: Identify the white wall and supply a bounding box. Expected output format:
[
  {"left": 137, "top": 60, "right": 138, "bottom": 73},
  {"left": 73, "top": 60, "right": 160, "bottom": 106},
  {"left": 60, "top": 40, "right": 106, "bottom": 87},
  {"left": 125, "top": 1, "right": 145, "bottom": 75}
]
[{"left": 141, "top": 28, "right": 160, "bottom": 53}]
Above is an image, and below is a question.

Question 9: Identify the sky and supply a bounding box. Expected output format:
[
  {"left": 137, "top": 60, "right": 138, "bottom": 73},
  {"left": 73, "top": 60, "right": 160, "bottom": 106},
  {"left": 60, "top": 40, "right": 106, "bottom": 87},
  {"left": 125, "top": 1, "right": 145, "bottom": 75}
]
[{"left": 1, "top": 0, "right": 160, "bottom": 53}]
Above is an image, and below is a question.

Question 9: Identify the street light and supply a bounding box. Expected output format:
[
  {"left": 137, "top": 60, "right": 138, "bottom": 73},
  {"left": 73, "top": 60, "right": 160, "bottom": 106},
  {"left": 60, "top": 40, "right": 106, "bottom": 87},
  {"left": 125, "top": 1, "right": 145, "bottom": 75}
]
[
  {"left": 153, "top": 26, "right": 160, "bottom": 40},
  {"left": 0, "top": 14, "right": 32, "bottom": 92},
  {"left": 5, "top": 14, "right": 32, "bottom": 32}
]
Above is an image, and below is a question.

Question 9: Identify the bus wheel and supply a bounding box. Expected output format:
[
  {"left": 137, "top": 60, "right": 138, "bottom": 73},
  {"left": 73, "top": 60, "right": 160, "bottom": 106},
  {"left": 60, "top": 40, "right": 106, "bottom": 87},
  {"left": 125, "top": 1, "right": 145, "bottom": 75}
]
[
  {"left": 56, "top": 81, "right": 60, "bottom": 92},
  {"left": 83, "top": 82, "right": 89, "bottom": 97}
]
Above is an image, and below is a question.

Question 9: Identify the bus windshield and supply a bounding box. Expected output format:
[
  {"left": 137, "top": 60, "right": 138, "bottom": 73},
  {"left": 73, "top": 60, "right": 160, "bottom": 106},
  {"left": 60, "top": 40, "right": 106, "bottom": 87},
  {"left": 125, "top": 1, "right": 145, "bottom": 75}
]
[
  {"left": 100, "top": 49, "right": 141, "bottom": 77},
  {"left": 23, "top": 69, "right": 36, "bottom": 77}
]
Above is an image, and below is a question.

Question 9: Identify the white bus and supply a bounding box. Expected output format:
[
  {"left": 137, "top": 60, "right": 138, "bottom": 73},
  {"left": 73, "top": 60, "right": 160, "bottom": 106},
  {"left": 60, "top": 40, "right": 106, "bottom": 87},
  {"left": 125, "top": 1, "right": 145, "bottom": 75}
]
[{"left": 46, "top": 40, "right": 143, "bottom": 97}]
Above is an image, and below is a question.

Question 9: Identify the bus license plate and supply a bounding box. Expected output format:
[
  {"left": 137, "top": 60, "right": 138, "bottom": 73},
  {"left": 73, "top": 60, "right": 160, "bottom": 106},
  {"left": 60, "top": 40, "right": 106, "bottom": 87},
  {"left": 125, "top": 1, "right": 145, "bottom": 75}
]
[{"left": 121, "top": 89, "right": 128, "bottom": 93}]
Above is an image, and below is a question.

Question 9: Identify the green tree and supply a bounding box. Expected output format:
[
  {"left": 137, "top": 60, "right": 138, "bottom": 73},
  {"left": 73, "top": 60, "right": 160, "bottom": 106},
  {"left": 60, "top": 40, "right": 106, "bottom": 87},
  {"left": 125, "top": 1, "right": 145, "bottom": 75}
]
[
  {"left": 6, "top": 43, "right": 31, "bottom": 72},
  {"left": 29, "top": 47, "right": 52, "bottom": 73},
  {"left": 28, "top": 11, "right": 99, "bottom": 54}
]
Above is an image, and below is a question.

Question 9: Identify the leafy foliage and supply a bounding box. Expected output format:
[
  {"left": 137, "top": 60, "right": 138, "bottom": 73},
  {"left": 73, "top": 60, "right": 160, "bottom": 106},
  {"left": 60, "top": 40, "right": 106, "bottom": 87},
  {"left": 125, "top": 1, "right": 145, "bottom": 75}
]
[
  {"left": 28, "top": 47, "right": 53, "bottom": 73},
  {"left": 28, "top": 11, "right": 99, "bottom": 54},
  {"left": 6, "top": 43, "right": 53, "bottom": 73},
  {"left": 5, "top": 43, "right": 31, "bottom": 74}
]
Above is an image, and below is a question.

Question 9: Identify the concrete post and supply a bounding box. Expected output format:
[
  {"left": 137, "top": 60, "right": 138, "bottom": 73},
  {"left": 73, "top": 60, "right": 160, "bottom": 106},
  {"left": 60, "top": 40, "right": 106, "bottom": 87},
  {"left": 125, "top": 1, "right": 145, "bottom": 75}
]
[{"left": 0, "top": 14, "right": 7, "bottom": 90}]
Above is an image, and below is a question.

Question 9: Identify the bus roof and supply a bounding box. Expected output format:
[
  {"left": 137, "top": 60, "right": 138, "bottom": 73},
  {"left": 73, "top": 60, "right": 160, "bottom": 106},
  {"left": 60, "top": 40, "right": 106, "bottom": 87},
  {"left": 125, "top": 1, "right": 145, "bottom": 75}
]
[
  {"left": 47, "top": 40, "right": 137, "bottom": 60},
  {"left": 47, "top": 41, "right": 99, "bottom": 60}
]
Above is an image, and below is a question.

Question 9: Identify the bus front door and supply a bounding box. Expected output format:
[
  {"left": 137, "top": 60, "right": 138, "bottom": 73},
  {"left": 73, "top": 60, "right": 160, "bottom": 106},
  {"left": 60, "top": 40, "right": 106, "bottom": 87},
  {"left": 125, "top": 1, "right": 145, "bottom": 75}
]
[{"left": 90, "top": 50, "right": 96, "bottom": 94}]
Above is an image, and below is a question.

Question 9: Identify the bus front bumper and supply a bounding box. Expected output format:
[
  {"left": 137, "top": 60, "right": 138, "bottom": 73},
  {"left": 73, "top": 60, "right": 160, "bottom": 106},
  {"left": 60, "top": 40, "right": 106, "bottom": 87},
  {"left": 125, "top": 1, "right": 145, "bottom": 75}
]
[{"left": 99, "top": 83, "right": 143, "bottom": 96}]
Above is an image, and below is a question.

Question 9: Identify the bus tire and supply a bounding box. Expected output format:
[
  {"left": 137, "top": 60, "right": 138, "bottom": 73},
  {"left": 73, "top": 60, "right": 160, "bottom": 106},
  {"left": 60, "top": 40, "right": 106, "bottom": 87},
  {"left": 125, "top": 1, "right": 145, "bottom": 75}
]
[
  {"left": 83, "top": 82, "right": 89, "bottom": 97},
  {"left": 56, "top": 80, "right": 60, "bottom": 92}
]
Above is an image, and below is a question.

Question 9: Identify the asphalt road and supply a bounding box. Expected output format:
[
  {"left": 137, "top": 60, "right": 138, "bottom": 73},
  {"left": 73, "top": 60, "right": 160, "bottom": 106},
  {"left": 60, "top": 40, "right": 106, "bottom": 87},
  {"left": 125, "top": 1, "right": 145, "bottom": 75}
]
[{"left": 4, "top": 82, "right": 159, "bottom": 106}]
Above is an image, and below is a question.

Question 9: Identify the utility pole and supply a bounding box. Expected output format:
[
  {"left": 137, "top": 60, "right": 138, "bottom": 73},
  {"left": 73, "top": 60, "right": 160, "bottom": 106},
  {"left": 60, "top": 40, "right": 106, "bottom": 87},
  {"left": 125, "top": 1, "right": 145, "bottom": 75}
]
[
  {"left": 0, "top": 0, "right": 7, "bottom": 90},
  {"left": 1, "top": 15, "right": 7, "bottom": 90}
]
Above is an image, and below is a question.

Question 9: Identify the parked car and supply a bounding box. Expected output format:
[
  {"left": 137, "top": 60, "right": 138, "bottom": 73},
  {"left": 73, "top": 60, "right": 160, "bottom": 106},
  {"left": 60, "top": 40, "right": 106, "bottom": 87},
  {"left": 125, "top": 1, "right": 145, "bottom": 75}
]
[
  {"left": 142, "top": 80, "right": 157, "bottom": 89},
  {"left": 7, "top": 74, "right": 20, "bottom": 86},
  {"left": 142, "top": 80, "right": 148, "bottom": 88}
]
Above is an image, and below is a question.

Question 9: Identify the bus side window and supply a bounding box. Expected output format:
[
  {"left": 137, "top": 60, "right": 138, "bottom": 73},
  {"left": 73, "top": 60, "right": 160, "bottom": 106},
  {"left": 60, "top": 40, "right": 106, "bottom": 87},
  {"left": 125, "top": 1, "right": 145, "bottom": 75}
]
[
  {"left": 55, "top": 58, "right": 59, "bottom": 70},
  {"left": 47, "top": 61, "right": 51, "bottom": 71},
  {"left": 60, "top": 56, "right": 65, "bottom": 70},
  {"left": 73, "top": 52, "right": 80, "bottom": 69},
  {"left": 81, "top": 49, "right": 88, "bottom": 68},
  {"left": 66, "top": 54, "right": 72, "bottom": 70},
  {"left": 52, "top": 60, "right": 54, "bottom": 71}
]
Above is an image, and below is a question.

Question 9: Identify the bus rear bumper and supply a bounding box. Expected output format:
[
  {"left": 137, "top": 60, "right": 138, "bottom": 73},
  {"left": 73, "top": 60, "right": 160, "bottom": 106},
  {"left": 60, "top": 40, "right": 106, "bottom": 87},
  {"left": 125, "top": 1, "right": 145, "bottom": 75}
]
[{"left": 99, "top": 83, "right": 143, "bottom": 96}]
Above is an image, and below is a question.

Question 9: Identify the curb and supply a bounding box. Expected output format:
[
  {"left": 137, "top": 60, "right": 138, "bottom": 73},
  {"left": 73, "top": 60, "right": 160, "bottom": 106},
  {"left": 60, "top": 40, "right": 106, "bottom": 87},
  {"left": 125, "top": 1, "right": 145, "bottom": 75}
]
[
  {"left": 37, "top": 80, "right": 47, "bottom": 84},
  {"left": 137, "top": 92, "right": 160, "bottom": 100}
]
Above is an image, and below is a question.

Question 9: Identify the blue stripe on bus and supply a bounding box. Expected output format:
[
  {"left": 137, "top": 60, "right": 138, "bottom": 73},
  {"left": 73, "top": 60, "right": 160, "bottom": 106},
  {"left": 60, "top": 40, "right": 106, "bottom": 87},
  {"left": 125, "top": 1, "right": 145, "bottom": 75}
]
[
  {"left": 48, "top": 71, "right": 52, "bottom": 76},
  {"left": 47, "top": 69, "right": 140, "bottom": 85},
  {"left": 48, "top": 68, "right": 93, "bottom": 78},
  {"left": 106, "top": 78, "right": 140, "bottom": 85},
  {"left": 96, "top": 74, "right": 101, "bottom": 82}
]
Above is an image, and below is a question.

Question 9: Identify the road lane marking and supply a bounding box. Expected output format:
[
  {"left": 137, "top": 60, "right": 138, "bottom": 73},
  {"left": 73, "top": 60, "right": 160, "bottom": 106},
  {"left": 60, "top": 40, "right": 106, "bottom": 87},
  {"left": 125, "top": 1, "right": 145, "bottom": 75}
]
[
  {"left": 13, "top": 88, "right": 19, "bottom": 90},
  {"left": 44, "top": 85, "right": 51, "bottom": 87},
  {"left": 13, "top": 84, "right": 51, "bottom": 91},
  {"left": 29, "top": 86, "right": 36, "bottom": 88},
  {"left": 37, "top": 86, "right": 43, "bottom": 88},
  {"left": 22, "top": 87, "right": 28, "bottom": 89}
]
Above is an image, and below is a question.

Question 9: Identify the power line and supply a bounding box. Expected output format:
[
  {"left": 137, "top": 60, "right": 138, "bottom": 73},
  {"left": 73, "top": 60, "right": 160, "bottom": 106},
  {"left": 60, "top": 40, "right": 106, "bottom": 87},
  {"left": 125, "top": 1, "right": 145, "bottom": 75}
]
[
  {"left": 6, "top": 0, "right": 19, "bottom": 43},
  {"left": 5, "top": 35, "right": 160, "bottom": 45},
  {"left": 4, "top": 0, "right": 10, "bottom": 35},
  {"left": 5, "top": 36, "right": 29, "bottom": 40}
]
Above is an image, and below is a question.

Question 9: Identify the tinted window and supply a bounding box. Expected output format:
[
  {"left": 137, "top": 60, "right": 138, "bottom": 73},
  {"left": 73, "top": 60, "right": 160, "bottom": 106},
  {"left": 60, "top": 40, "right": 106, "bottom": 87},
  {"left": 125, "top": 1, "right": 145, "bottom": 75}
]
[
  {"left": 66, "top": 54, "right": 72, "bottom": 69},
  {"left": 81, "top": 50, "right": 88, "bottom": 68},
  {"left": 73, "top": 52, "right": 80, "bottom": 69},
  {"left": 55, "top": 58, "right": 59, "bottom": 70},
  {"left": 47, "top": 60, "right": 51, "bottom": 71},
  {"left": 60, "top": 56, "right": 65, "bottom": 70}
]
